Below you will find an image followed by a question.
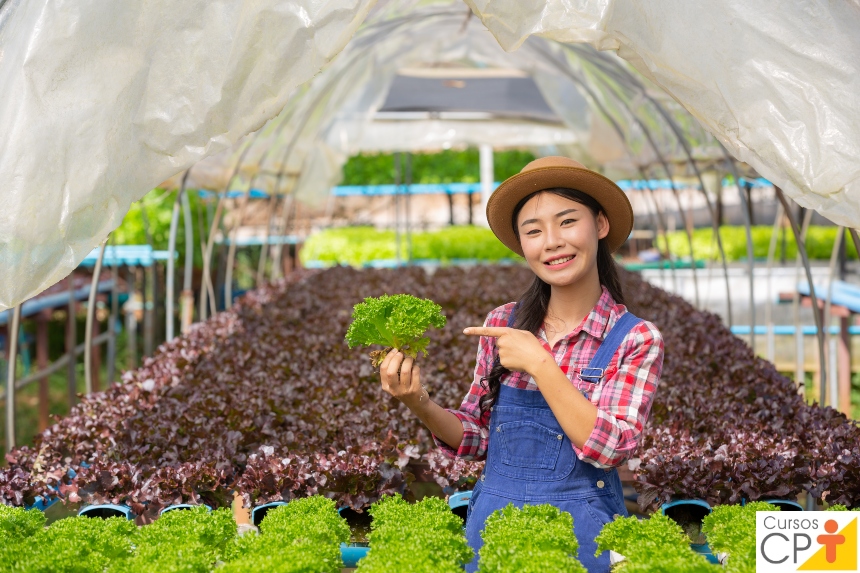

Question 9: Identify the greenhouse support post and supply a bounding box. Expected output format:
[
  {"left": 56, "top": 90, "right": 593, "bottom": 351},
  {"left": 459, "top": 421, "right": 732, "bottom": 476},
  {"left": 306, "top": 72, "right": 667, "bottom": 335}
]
[
  {"left": 394, "top": 152, "right": 401, "bottom": 266},
  {"left": 36, "top": 310, "right": 49, "bottom": 431},
  {"left": 66, "top": 279, "right": 77, "bottom": 407},
  {"left": 5, "top": 304, "right": 21, "bottom": 451},
  {"left": 822, "top": 227, "right": 844, "bottom": 409},
  {"left": 107, "top": 244, "right": 118, "bottom": 385},
  {"left": 126, "top": 266, "right": 137, "bottom": 370},
  {"left": 166, "top": 172, "right": 190, "bottom": 341},
  {"left": 765, "top": 201, "right": 785, "bottom": 363},
  {"left": 84, "top": 239, "right": 107, "bottom": 395},
  {"left": 776, "top": 186, "right": 827, "bottom": 414},
  {"left": 479, "top": 144, "right": 494, "bottom": 227}
]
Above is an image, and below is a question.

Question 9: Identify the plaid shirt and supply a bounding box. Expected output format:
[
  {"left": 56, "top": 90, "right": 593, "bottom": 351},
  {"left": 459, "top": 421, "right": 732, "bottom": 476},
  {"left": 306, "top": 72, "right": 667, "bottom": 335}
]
[{"left": 434, "top": 287, "right": 663, "bottom": 469}]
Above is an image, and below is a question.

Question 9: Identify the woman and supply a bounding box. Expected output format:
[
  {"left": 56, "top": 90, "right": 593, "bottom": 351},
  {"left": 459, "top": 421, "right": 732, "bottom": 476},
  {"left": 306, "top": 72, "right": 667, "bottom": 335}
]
[{"left": 379, "top": 156, "right": 664, "bottom": 572}]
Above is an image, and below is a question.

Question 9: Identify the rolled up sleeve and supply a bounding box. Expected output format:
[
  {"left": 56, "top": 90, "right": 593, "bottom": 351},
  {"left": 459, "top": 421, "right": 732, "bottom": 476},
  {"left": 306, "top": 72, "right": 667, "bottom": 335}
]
[{"left": 579, "top": 321, "right": 664, "bottom": 468}]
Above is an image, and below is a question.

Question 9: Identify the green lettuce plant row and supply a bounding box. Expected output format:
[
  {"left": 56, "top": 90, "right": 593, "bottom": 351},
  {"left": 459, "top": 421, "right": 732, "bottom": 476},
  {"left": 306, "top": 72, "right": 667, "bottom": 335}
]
[
  {"left": 221, "top": 496, "right": 350, "bottom": 573},
  {"left": 478, "top": 504, "right": 587, "bottom": 573},
  {"left": 356, "top": 494, "right": 472, "bottom": 573},
  {"left": 596, "top": 511, "right": 720, "bottom": 573},
  {"left": 662, "top": 225, "right": 859, "bottom": 262},
  {"left": 0, "top": 497, "right": 348, "bottom": 573},
  {"left": 300, "top": 226, "right": 520, "bottom": 267}
]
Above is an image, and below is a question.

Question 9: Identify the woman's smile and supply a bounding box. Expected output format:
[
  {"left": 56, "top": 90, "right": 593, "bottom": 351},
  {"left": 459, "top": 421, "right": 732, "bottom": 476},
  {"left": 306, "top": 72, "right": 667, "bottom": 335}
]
[{"left": 544, "top": 254, "right": 576, "bottom": 268}]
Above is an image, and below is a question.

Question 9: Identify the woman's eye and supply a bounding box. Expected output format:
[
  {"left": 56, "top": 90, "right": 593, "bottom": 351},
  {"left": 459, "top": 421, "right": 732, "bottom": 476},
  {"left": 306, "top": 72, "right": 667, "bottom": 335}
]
[
  {"left": 561, "top": 218, "right": 576, "bottom": 225},
  {"left": 526, "top": 229, "right": 540, "bottom": 236}
]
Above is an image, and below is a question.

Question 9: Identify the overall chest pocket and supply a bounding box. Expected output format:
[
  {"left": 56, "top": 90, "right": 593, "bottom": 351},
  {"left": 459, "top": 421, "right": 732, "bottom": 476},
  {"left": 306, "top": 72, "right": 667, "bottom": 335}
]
[{"left": 491, "top": 420, "right": 576, "bottom": 481}]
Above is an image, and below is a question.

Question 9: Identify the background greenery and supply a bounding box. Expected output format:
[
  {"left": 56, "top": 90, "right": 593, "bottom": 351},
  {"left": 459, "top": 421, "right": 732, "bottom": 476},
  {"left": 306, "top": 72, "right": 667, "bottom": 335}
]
[
  {"left": 111, "top": 189, "right": 205, "bottom": 270},
  {"left": 663, "top": 226, "right": 859, "bottom": 262},
  {"left": 300, "top": 226, "right": 519, "bottom": 267},
  {"left": 341, "top": 149, "right": 536, "bottom": 185}
]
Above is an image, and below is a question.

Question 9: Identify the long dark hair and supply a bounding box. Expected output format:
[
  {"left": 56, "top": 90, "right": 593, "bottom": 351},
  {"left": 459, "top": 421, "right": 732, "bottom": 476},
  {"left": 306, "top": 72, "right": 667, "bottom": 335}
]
[{"left": 478, "top": 187, "right": 625, "bottom": 415}]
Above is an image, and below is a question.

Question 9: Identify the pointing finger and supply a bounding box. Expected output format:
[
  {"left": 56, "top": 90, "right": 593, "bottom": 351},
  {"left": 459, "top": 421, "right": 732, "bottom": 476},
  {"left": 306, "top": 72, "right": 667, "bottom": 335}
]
[{"left": 463, "top": 326, "right": 510, "bottom": 338}]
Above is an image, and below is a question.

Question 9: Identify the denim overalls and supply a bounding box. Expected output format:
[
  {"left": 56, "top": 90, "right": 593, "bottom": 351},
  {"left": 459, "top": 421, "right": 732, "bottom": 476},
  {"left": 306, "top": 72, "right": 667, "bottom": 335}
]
[{"left": 464, "top": 311, "right": 641, "bottom": 573}]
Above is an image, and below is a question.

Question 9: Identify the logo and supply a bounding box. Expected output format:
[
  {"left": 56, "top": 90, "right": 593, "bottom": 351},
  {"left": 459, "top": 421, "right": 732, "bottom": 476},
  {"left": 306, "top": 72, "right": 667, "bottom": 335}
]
[{"left": 757, "top": 512, "right": 858, "bottom": 572}]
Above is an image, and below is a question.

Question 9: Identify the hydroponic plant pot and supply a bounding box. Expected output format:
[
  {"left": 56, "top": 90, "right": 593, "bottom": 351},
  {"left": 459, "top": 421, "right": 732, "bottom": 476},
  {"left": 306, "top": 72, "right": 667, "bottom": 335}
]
[
  {"left": 159, "top": 504, "right": 212, "bottom": 515},
  {"left": 79, "top": 504, "right": 134, "bottom": 520},
  {"left": 340, "top": 543, "right": 370, "bottom": 568},
  {"left": 338, "top": 507, "right": 371, "bottom": 567},
  {"left": 448, "top": 490, "right": 472, "bottom": 524},
  {"left": 26, "top": 495, "right": 58, "bottom": 512},
  {"left": 251, "top": 501, "right": 287, "bottom": 526},
  {"left": 764, "top": 499, "right": 803, "bottom": 512},
  {"left": 661, "top": 500, "right": 719, "bottom": 564}
]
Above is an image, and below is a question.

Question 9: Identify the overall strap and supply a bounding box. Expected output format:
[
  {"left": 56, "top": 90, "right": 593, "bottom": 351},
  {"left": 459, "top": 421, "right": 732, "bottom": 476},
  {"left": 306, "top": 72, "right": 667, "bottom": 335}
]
[{"left": 579, "top": 312, "right": 642, "bottom": 383}]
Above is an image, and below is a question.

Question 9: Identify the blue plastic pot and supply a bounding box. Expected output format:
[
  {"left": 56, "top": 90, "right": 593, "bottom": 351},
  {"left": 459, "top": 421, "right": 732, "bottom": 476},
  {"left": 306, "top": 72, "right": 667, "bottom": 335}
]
[
  {"left": 661, "top": 500, "right": 719, "bottom": 564},
  {"left": 79, "top": 504, "right": 134, "bottom": 520},
  {"left": 448, "top": 490, "right": 472, "bottom": 524},
  {"left": 159, "top": 504, "right": 211, "bottom": 515},
  {"left": 340, "top": 543, "right": 370, "bottom": 568},
  {"left": 26, "top": 495, "right": 58, "bottom": 512},
  {"left": 338, "top": 507, "right": 370, "bottom": 567},
  {"left": 764, "top": 499, "right": 803, "bottom": 512},
  {"left": 251, "top": 501, "right": 287, "bottom": 526}
]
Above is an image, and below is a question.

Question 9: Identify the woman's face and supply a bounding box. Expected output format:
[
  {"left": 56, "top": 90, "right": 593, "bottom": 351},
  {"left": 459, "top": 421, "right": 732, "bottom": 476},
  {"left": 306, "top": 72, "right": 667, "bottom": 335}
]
[{"left": 515, "top": 192, "right": 609, "bottom": 288}]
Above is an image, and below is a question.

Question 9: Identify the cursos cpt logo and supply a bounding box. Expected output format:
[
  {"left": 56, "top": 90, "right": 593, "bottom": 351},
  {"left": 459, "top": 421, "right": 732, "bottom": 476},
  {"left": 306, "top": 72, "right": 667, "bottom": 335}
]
[{"left": 756, "top": 512, "right": 858, "bottom": 572}]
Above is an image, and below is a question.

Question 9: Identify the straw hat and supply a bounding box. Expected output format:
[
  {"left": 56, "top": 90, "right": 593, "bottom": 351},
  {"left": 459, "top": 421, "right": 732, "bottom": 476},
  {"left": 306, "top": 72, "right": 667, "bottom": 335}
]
[{"left": 486, "top": 156, "right": 633, "bottom": 256}]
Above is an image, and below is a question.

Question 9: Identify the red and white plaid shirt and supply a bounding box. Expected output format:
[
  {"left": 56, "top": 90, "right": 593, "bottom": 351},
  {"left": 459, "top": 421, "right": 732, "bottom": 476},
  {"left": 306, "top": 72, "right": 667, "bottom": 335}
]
[{"left": 434, "top": 286, "right": 663, "bottom": 469}]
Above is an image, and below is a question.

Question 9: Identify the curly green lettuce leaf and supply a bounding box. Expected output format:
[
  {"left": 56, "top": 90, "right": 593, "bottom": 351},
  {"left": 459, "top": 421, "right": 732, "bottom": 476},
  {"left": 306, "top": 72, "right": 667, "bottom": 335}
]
[
  {"left": 702, "top": 502, "right": 775, "bottom": 573},
  {"left": 346, "top": 294, "right": 446, "bottom": 366},
  {"left": 596, "top": 512, "right": 719, "bottom": 571},
  {"left": 478, "top": 503, "right": 587, "bottom": 573}
]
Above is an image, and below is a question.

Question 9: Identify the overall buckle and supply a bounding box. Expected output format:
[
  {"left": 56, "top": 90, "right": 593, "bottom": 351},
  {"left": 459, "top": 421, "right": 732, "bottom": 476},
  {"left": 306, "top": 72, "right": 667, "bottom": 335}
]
[{"left": 578, "top": 367, "right": 604, "bottom": 382}]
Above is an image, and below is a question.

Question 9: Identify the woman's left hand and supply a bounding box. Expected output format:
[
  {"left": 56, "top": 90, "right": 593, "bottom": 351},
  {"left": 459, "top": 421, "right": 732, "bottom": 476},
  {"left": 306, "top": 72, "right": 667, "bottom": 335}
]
[{"left": 463, "top": 326, "right": 552, "bottom": 375}]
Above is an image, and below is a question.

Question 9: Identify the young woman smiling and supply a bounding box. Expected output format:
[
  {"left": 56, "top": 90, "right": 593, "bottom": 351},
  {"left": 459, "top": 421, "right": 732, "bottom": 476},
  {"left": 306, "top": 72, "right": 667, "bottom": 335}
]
[{"left": 379, "top": 156, "right": 664, "bottom": 573}]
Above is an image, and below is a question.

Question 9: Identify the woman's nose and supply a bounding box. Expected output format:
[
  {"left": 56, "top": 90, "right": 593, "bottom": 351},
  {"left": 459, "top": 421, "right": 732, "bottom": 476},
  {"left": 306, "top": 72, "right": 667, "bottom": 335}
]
[{"left": 544, "top": 228, "right": 565, "bottom": 249}]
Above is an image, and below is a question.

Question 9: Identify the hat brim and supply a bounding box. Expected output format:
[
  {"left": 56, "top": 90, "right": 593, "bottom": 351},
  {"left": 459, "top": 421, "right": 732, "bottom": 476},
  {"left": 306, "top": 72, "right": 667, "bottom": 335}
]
[{"left": 486, "top": 166, "right": 633, "bottom": 256}]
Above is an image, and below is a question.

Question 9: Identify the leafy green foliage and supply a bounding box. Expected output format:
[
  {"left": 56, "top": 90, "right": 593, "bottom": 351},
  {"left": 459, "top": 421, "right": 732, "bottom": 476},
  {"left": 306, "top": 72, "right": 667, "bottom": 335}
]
[
  {"left": 341, "top": 149, "right": 536, "bottom": 186},
  {"left": 0, "top": 504, "right": 45, "bottom": 542},
  {"left": 112, "top": 506, "right": 236, "bottom": 573},
  {"left": 356, "top": 494, "right": 471, "bottom": 573},
  {"left": 0, "top": 515, "right": 137, "bottom": 573},
  {"left": 111, "top": 188, "right": 205, "bottom": 269},
  {"left": 346, "top": 294, "right": 446, "bottom": 365},
  {"left": 220, "top": 496, "right": 349, "bottom": 573},
  {"left": 663, "top": 226, "right": 858, "bottom": 262},
  {"left": 477, "top": 504, "right": 587, "bottom": 573},
  {"left": 595, "top": 512, "right": 719, "bottom": 573},
  {"left": 826, "top": 504, "right": 860, "bottom": 511},
  {"left": 300, "top": 225, "right": 519, "bottom": 267},
  {"left": 701, "top": 502, "right": 773, "bottom": 573}
]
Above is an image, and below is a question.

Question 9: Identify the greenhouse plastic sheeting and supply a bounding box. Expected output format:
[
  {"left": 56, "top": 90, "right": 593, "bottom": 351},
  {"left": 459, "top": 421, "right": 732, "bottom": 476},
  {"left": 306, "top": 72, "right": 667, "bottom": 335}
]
[
  {"left": 2, "top": 0, "right": 860, "bottom": 311},
  {"left": 200, "top": 3, "right": 715, "bottom": 218},
  {"left": 0, "top": 0, "right": 376, "bottom": 311},
  {"left": 465, "top": 0, "right": 860, "bottom": 228}
]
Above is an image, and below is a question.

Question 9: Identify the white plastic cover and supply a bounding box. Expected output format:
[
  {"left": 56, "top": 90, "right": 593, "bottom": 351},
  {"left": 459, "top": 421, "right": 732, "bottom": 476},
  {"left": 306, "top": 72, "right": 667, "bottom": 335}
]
[
  {"left": 3, "top": 0, "right": 859, "bottom": 310},
  {"left": 465, "top": 0, "right": 860, "bottom": 228},
  {"left": 0, "top": 0, "right": 376, "bottom": 311},
  {"left": 208, "top": 3, "right": 718, "bottom": 215}
]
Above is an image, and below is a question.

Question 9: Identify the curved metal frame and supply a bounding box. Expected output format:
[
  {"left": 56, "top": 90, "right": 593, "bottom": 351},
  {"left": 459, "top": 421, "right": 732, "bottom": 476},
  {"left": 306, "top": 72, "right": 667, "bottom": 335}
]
[
  {"left": 764, "top": 201, "right": 785, "bottom": 362},
  {"left": 822, "top": 226, "right": 844, "bottom": 407},
  {"left": 568, "top": 44, "right": 734, "bottom": 321},
  {"left": 165, "top": 170, "right": 190, "bottom": 341},
  {"left": 776, "top": 188, "right": 827, "bottom": 400}
]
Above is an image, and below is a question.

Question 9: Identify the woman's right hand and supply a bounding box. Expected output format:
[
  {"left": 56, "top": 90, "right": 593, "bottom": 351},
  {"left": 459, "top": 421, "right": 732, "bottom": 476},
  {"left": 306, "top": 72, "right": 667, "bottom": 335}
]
[{"left": 379, "top": 349, "right": 426, "bottom": 409}]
